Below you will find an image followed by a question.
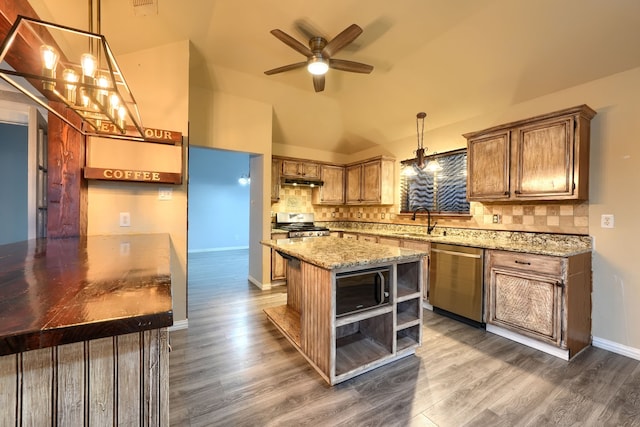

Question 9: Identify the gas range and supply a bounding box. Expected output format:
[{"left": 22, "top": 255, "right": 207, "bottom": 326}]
[{"left": 275, "top": 212, "right": 330, "bottom": 238}]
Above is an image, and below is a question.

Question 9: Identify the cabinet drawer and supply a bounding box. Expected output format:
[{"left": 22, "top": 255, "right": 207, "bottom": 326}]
[{"left": 488, "top": 250, "right": 563, "bottom": 277}]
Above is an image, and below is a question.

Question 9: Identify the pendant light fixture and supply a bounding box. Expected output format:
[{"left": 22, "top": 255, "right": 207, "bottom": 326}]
[
  {"left": 0, "top": 2, "right": 144, "bottom": 140},
  {"left": 401, "top": 111, "right": 441, "bottom": 175}
]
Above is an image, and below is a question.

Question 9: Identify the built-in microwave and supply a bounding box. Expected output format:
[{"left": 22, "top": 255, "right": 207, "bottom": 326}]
[{"left": 335, "top": 266, "right": 390, "bottom": 317}]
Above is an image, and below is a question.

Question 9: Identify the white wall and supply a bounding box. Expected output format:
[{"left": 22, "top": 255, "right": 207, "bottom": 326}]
[{"left": 87, "top": 40, "right": 190, "bottom": 322}]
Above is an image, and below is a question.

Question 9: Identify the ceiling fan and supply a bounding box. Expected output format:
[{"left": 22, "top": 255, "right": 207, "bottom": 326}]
[{"left": 264, "top": 24, "right": 373, "bottom": 92}]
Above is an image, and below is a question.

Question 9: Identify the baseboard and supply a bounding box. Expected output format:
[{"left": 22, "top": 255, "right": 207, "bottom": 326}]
[
  {"left": 188, "top": 246, "right": 249, "bottom": 254},
  {"left": 169, "top": 319, "right": 188, "bottom": 331},
  {"left": 248, "top": 275, "right": 269, "bottom": 290},
  {"left": 592, "top": 336, "right": 640, "bottom": 361},
  {"left": 486, "top": 324, "right": 569, "bottom": 360}
]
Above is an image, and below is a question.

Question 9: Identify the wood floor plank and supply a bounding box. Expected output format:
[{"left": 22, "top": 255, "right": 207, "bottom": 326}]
[{"left": 170, "top": 249, "right": 640, "bottom": 427}]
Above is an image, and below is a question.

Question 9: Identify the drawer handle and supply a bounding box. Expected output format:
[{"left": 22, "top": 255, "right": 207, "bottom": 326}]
[
  {"left": 504, "top": 191, "right": 510, "bottom": 196},
  {"left": 514, "top": 260, "right": 531, "bottom": 265}
]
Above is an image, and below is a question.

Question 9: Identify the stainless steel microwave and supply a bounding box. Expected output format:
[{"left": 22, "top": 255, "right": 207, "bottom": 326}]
[{"left": 335, "top": 266, "right": 390, "bottom": 317}]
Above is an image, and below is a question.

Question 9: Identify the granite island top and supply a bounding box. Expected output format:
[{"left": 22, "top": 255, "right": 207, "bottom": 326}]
[
  {"left": 262, "top": 236, "right": 428, "bottom": 270},
  {"left": 0, "top": 233, "right": 173, "bottom": 356}
]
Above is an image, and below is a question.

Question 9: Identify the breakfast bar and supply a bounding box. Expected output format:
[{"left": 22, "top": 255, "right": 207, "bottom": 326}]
[
  {"left": 0, "top": 233, "right": 173, "bottom": 425},
  {"left": 261, "top": 236, "right": 428, "bottom": 385}
]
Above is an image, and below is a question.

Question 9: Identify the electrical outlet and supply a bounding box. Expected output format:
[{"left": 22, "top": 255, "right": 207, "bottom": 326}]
[
  {"left": 158, "top": 187, "right": 173, "bottom": 200},
  {"left": 601, "top": 214, "right": 614, "bottom": 228},
  {"left": 331, "top": 212, "right": 336, "bottom": 218},
  {"left": 119, "top": 212, "right": 131, "bottom": 227},
  {"left": 381, "top": 213, "right": 385, "bottom": 219},
  {"left": 357, "top": 212, "right": 362, "bottom": 218},
  {"left": 492, "top": 214, "right": 501, "bottom": 224}
]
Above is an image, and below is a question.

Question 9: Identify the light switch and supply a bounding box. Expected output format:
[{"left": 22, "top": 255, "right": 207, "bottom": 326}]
[{"left": 601, "top": 214, "right": 614, "bottom": 228}]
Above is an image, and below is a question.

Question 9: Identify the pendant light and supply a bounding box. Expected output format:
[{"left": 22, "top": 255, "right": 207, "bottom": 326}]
[{"left": 0, "top": 2, "right": 144, "bottom": 140}]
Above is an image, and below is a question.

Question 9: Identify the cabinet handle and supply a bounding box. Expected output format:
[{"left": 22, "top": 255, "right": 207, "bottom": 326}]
[
  {"left": 504, "top": 191, "right": 510, "bottom": 196},
  {"left": 514, "top": 190, "right": 521, "bottom": 194},
  {"left": 514, "top": 260, "right": 531, "bottom": 265}
]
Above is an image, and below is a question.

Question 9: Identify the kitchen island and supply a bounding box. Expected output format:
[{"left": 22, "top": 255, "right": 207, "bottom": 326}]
[
  {"left": 261, "top": 236, "right": 428, "bottom": 385},
  {"left": 0, "top": 234, "right": 172, "bottom": 425}
]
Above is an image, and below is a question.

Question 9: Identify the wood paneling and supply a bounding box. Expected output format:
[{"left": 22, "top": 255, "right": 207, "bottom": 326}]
[{"left": 0, "top": 330, "right": 168, "bottom": 426}]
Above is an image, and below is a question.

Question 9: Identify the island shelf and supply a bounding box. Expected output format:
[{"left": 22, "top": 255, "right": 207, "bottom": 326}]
[{"left": 262, "top": 237, "right": 427, "bottom": 385}]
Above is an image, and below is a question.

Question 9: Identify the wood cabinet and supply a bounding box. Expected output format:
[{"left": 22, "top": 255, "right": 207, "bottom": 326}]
[
  {"left": 281, "top": 159, "right": 320, "bottom": 179},
  {"left": 270, "top": 232, "right": 288, "bottom": 282},
  {"left": 312, "top": 164, "right": 345, "bottom": 205},
  {"left": 485, "top": 249, "right": 591, "bottom": 359},
  {"left": 271, "top": 158, "right": 281, "bottom": 202},
  {"left": 345, "top": 156, "right": 395, "bottom": 205},
  {"left": 465, "top": 105, "right": 596, "bottom": 202}
]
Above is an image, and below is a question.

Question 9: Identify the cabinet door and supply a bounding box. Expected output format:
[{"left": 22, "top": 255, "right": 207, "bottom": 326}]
[
  {"left": 271, "top": 248, "right": 287, "bottom": 280},
  {"left": 358, "top": 234, "right": 378, "bottom": 243},
  {"left": 281, "top": 160, "right": 300, "bottom": 177},
  {"left": 301, "top": 162, "right": 320, "bottom": 179},
  {"left": 514, "top": 117, "right": 574, "bottom": 199},
  {"left": 487, "top": 267, "right": 563, "bottom": 346},
  {"left": 360, "top": 161, "right": 382, "bottom": 203},
  {"left": 467, "top": 131, "right": 510, "bottom": 201},
  {"left": 345, "top": 165, "right": 362, "bottom": 204},
  {"left": 314, "top": 165, "right": 344, "bottom": 204},
  {"left": 271, "top": 159, "right": 281, "bottom": 202}
]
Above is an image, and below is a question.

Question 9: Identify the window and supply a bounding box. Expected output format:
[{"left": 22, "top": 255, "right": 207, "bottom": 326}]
[{"left": 400, "top": 149, "right": 470, "bottom": 214}]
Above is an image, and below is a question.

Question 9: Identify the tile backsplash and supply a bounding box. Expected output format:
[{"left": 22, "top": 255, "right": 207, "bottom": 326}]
[{"left": 271, "top": 186, "right": 589, "bottom": 235}]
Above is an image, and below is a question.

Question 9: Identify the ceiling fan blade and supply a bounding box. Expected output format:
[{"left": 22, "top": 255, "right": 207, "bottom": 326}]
[
  {"left": 264, "top": 62, "right": 307, "bottom": 75},
  {"left": 313, "top": 74, "right": 325, "bottom": 92},
  {"left": 329, "top": 59, "right": 373, "bottom": 74},
  {"left": 322, "top": 24, "right": 363, "bottom": 57},
  {"left": 270, "top": 29, "right": 313, "bottom": 57}
]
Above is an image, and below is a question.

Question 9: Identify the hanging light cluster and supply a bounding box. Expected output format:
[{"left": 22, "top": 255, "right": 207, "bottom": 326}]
[
  {"left": 402, "top": 112, "right": 442, "bottom": 176},
  {"left": 0, "top": 15, "right": 144, "bottom": 139}
]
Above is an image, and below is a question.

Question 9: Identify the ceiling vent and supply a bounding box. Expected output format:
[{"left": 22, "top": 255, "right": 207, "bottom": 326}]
[{"left": 132, "top": 0, "right": 158, "bottom": 16}]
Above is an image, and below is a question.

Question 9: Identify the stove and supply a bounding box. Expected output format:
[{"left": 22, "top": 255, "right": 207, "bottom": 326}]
[{"left": 275, "top": 212, "right": 330, "bottom": 238}]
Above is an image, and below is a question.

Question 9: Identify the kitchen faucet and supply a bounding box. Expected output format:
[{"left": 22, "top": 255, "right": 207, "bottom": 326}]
[{"left": 411, "top": 206, "right": 437, "bottom": 234}]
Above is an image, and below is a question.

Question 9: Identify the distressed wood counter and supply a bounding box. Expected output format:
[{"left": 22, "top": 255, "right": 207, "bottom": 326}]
[
  {"left": 261, "top": 237, "right": 427, "bottom": 385},
  {"left": 0, "top": 233, "right": 172, "bottom": 425}
]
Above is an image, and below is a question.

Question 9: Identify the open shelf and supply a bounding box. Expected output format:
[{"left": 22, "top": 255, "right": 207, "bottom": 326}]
[
  {"left": 396, "top": 298, "right": 421, "bottom": 329},
  {"left": 397, "top": 261, "right": 421, "bottom": 299},
  {"left": 335, "top": 312, "right": 393, "bottom": 376},
  {"left": 335, "top": 305, "right": 393, "bottom": 328},
  {"left": 396, "top": 324, "right": 420, "bottom": 352}
]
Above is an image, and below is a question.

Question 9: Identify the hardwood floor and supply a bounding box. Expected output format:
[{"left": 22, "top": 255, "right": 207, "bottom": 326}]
[{"left": 170, "top": 250, "right": 640, "bottom": 427}]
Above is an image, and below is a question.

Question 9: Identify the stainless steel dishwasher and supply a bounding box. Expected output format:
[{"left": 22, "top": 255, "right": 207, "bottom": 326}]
[{"left": 429, "top": 243, "right": 484, "bottom": 324}]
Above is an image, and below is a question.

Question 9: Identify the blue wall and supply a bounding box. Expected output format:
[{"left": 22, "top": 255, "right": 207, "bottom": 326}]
[
  {"left": 0, "top": 123, "right": 28, "bottom": 245},
  {"left": 188, "top": 147, "right": 250, "bottom": 252}
]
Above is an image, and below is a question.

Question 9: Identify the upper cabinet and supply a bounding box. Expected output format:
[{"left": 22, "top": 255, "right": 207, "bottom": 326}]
[
  {"left": 465, "top": 105, "right": 596, "bottom": 202},
  {"left": 312, "top": 164, "right": 345, "bottom": 205},
  {"left": 345, "top": 156, "right": 395, "bottom": 205},
  {"left": 281, "top": 159, "right": 320, "bottom": 179}
]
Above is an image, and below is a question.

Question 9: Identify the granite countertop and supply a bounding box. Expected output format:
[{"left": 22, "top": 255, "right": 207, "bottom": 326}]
[
  {"left": 325, "top": 226, "right": 592, "bottom": 257},
  {"left": 262, "top": 236, "right": 428, "bottom": 270},
  {"left": 0, "top": 233, "right": 173, "bottom": 356}
]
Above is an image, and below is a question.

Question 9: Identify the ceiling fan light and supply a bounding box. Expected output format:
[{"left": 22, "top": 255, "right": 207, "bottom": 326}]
[{"left": 307, "top": 58, "right": 329, "bottom": 75}]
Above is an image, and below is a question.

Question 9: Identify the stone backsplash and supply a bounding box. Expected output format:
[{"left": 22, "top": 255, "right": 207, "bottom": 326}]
[{"left": 271, "top": 186, "right": 590, "bottom": 235}]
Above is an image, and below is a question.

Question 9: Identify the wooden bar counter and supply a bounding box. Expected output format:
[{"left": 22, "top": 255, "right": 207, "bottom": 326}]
[{"left": 0, "top": 233, "right": 172, "bottom": 426}]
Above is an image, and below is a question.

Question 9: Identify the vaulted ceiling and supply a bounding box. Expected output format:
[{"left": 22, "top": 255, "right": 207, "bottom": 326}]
[{"left": 26, "top": 0, "right": 640, "bottom": 154}]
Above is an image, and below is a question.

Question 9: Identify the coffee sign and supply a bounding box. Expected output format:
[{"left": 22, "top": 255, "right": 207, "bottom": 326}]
[{"left": 84, "top": 167, "right": 182, "bottom": 184}]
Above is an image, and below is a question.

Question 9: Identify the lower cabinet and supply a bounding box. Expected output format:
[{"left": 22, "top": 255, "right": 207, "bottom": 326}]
[
  {"left": 401, "top": 239, "right": 431, "bottom": 302},
  {"left": 271, "top": 232, "right": 288, "bottom": 282},
  {"left": 485, "top": 249, "right": 592, "bottom": 359}
]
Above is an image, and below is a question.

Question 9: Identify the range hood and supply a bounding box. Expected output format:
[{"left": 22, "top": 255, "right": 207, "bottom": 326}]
[{"left": 281, "top": 177, "right": 324, "bottom": 187}]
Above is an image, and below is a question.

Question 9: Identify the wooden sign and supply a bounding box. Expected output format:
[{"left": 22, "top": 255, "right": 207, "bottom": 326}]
[
  {"left": 95, "top": 124, "right": 183, "bottom": 145},
  {"left": 84, "top": 167, "right": 182, "bottom": 184}
]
